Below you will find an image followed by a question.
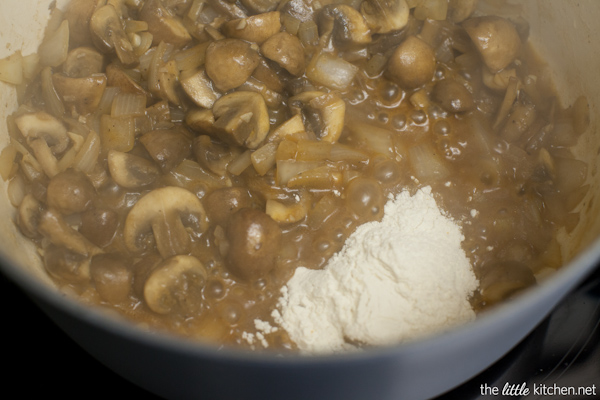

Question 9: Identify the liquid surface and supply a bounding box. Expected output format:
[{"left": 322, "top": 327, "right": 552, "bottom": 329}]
[{"left": 1, "top": 0, "right": 590, "bottom": 351}]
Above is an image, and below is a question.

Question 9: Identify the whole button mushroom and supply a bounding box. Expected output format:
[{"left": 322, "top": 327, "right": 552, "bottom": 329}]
[
  {"left": 47, "top": 169, "right": 96, "bottom": 215},
  {"left": 431, "top": 79, "right": 475, "bottom": 113},
  {"left": 123, "top": 186, "right": 208, "bottom": 259},
  {"left": 204, "top": 187, "right": 255, "bottom": 227},
  {"left": 360, "top": 0, "right": 409, "bottom": 34},
  {"left": 107, "top": 150, "right": 160, "bottom": 189},
  {"left": 222, "top": 12, "right": 282, "bottom": 44},
  {"left": 318, "top": 4, "right": 372, "bottom": 50},
  {"left": 79, "top": 208, "right": 119, "bottom": 248},
  {"left": 463, "top": 16, "right": 521, "bottom": 73},
  {"left": 225, "top": 208, "right": 282, "bottom": 281},
  {"left": 143, "top": 255, "right": 208, "bottom": 315},
  {"left": 90, "top": 253, "right": 133, "bottom": 304},
  {"left": 386, "top": 36, "right": 436, "bottom": 90},
  {"left": 205, "top": 39, "right": 260, "bottom": 92}
]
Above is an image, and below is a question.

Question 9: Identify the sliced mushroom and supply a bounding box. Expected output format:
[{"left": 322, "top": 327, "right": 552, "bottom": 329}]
[
  {"left": 180, "top": 68, "right": 220, "bottom": 109},
  {"left": 106, "top": 63, "right": 151, "bottom": 101},
  {"left": 90, "top": 4, "right": 138, "bottom": 67},
  {"left": 360, "top": 0, "right": 409, "bottom": 34},
  {"left": 260, "top": 32, "right": 306, "bottom": 76},
  {"left": 38, "top": 208, "right": 101, "bottom": 257},
  {"left": 143, "top": 255, "right": 208, "bottom": 314},
  {"left": 210, "top": 91, "right": 270, "bottom": 149},
  {"left": 431, "top": 79, "right": 475, "bottom": 113},
  {"left": 139, "top": 0, "right": 192, "bottom": 48},
  {"left": 193, "top": 135, "right": 237, "bottom": 176},
  {"left": 225, "top": 207, "right": 282, "bottom": 281},
  {"left": 139, "top": 129, "right": 192, "bottom": 172},
  {"left": 107, "top": 150, "right": 160, "bottom": 188},
  {"left": 47, "top": 168, "right": 96, "bottom": 215},
  {"left": 290, "top": 91, "right": 345, "bottom": 143},
  {"left": 123, "top": 186, "right": 208, "bottom": 258},
  {"left": 222, "top": 11, "right": 282, "bottom": 44},
  {"left": 62, "top": 47, "right": 105, "bottom": 78},
  {"left": 64, "top": 0, "right": 104, "bottom": 48},
  {"left": 205, "top": 39, "right": 261, "bottom": 92},
  {"left": 52, "top": 73, "right": 107, "bottom": 115},
  {"left": 17, "top": 194, "right": 43, "bottom": 239},
  {"left": 43, "top": 243, "right": 90, "bottom": 283},
  {"left": 386, "top": 35, "right": 436, "bottom": 89},
  {"left": 463, "top": 16, "right": 522, "bottom": 73},
  {"left": 318, "top": 4, "right": 372, "bottom": 50},
  {"left": 15, "top": 112, "right": 69, "bottom": 154},
  {"left": 90, "top": 253, "right": 133, "bottom": 304}
]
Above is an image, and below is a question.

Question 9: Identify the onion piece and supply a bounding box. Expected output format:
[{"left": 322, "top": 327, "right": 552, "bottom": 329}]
[
  {"left": 0, "top": 51, "right": 23, "bottom": 85},
  {"left": 306, "top": 52, "right": 359, "bottom": 90},
  {"left": 111, "top": 93, "right": 147, "bottom": 117},
  {"left": 41, "top": 67, "right": 65, "bottom": 118},
  {"left": 251, "top": 142, "right": 278, "bottom": 175},
  {"left": 408, "top": 142, "right": 450, "bottom": 182},
  {"left": 72, "top": 131, "right": 101, "bottom": 173},
  {"left": 39, "top": 20, "right": 70, "bottom": 68},
  {"left": 7, "top": 173, "right": 25, "bottom": 207},
  {"left": 0, "top": 144, "right": 18, "bottom": 181}
]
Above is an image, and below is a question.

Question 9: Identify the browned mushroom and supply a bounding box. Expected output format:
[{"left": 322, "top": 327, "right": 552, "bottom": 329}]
[
  {"left": 123, "top": 186, "right": 208, "bottom": 258},
  {"left": 204, "top": 39, "right": 261, "bottom": 92},
  {"left": 289, "top": 91, "right": 345, "bottom": 143},
  {"left": 52, "top": 73, "right": 107, "bottom": 115},
  {"left": 386, "top": 36, "right": 436, "bottom": 89},
  {"left": 62, "top": 47, "right": 105, "bottom": 78},
  {"left": 89, "top": 4, "right": 138, "bottom": 67},
  {"left": 360, "top": 0, "right": 409, "bottom": 34},
  {"left": 463, "top": 16, "right": 522, "bottom": 73},
  {"left": 260, "top": 32, "right": 306, "bottom": 76},
  {"left": 431, "top": 79, "right": 475, "bottom": 113},
  {"left": 318, "top": 4, "right": 372, "bottom": 50},
  {"left": 107, "top": 150, "right": 160, "bottom": 188},
  {"left": 222, "top": 12, "right": 281, "bottom": 44},
  {"left": 139, "top": 129, "right": 192, "bottom": 172},
  {"left": 90, "top": 253, "right": 133, "bottom": 304},
  {"left": 139, "top": 0, "right": 192, "bottom": 48},
  {"left": 79, "top": 208, "right": 119, "bottom": 248},
  {"left": 143, "top": 255, "right": 208, "bottom": 314},
  {"left": 225, "top": 207, "right": 282, "bottom": 281},
  {"left": 64, "top": 0, "right": 103, "bottom": 48},
  {"left": 46, "top": 168, "right": 95, "bottom": 215},
  {"left": 204, "top": 187, "right": 255, "bottom": 227}
]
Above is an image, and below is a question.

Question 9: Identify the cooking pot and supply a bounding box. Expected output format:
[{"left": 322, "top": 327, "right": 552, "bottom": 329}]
[{"left": 0, "top": 1, "right": 598, "bottom": 399}]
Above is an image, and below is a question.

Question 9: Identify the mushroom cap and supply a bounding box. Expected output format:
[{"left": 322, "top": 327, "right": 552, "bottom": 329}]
[
  {"left": 107, "top": 150, "right": 160, "bottom": 189},
  {"left": 386, "top": 35, "right": 436, "bottom": 89},
  {"left": 360, "top": 0, "right": 409, "bottom": 34},
  {"left": 222, "top": 12, "right": 281, "bottom": 44},
  {"left": 143, "top": 255, "right": 208, "bottom": 314},
  {"left": 140, "top": 0, "right": 192, "bottom": 48},
  {"left": 211, "top": 91, "right": 270, "bottom": 149},
  {"left": 123, "top": 186, "right": 208, "bottom": 256},
  {"left": 89, "top": 4, "right": 137, "bottom": 67},
  {"left": 463, "top": 16, "right": 521, "bottom": 73},
  {"left": 260, "top": 32, "right": 306, "bottom": 76},
  {"left": 205, "top": 39, "right": 260, "bottom": 92}
]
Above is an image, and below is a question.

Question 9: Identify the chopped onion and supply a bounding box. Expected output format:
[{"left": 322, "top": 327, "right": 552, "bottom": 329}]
[
  {"left": 414, "top": 0, "right": 448, "bottom": 21},
  {"left": 0, "top": 144, "right": 18, "bottom": 180},
  {"left": 276, "top": 160, "right": 323, "bottom": 185},
  {"left": 7, "top": 173, "right": 25, "bottom": 207},
  {"left": 307, "top": 52, "right": 359, "bottom": 90},
  {"left": 408, "top": 142, "right": 450, "bottom": 182},
  {"left": 111, "top": 93, "right": 147, "bottom": 117},
  {"left": 39, "top": 20, "right": 69, "bottom": 68},
  {"left": 72, "top": 131, "right": 101, "bottom": 173},
  {"left": 100, "top": 115, "right": 135, "bottom": 154},
  {"left": 227, "top": 150, "right": 253, "bottom": 176},
  {"left": 96, "top": 86, "right": 121, "bottom": 116},
  {"left": 266, "top": 199, "right": 307, "bottom": 223},
  {"left": 0, "top": 51, "right": 23, "bottom": 85},
  {"left": 251, "top": 142, "right": 278, "bottom": 175},
  {"left": 41, "top": 67, "right": 65, "bottom": 118}
]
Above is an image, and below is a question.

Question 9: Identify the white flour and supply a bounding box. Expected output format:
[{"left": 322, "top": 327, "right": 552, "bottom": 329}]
[{"left": 272, "top": 186, "right": 478, "bottom": 354}]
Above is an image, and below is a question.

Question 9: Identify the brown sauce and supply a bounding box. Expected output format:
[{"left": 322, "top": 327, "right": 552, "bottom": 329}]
[{"left": 1, "top": 0, "right": 590, "bottom": 351}]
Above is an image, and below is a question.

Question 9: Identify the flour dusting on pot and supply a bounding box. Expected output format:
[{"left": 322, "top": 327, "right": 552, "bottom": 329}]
[{"left": 273, "top": 186, "right": 478, "bottom": 354}]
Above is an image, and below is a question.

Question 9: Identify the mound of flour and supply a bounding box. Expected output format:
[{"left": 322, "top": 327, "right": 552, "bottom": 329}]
[{"left": 272, "top": 186, "right": 478, "bottom": 354}]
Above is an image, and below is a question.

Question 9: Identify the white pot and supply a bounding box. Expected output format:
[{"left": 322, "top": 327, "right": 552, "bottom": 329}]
[{"left": 0, "top": 1, "right": 598, "bottom": 399}]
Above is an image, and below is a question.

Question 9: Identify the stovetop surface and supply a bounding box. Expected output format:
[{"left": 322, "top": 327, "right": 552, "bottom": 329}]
[{"left": 2, "top": 266, "right": 599, "bottom": 399}]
